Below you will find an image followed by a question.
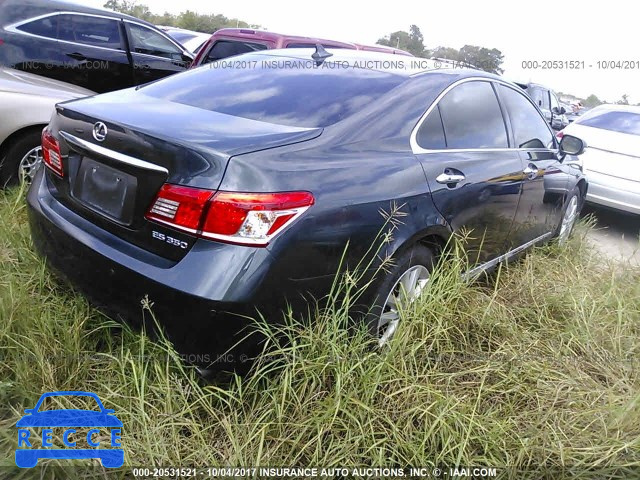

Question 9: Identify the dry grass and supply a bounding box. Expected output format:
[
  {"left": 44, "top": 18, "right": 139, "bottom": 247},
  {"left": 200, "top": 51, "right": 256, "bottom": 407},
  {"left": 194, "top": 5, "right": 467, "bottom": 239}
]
[{"left": 0, "top": 187, "right": 638, "bottom": 479}]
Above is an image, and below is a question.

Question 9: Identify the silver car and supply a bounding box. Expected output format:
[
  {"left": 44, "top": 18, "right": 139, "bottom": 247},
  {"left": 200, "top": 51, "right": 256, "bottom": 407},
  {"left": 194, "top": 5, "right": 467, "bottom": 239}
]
[
  {"left": 0, "top": 67, "right": 94, "bottom": 186},
  {"left": 563, "top": 104, "right": 640, "bottom": 215}
]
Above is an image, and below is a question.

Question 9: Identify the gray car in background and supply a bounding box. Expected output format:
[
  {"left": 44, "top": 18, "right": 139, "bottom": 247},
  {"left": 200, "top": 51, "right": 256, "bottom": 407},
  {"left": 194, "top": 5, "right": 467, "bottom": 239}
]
[{"left": 0, "top": 67, "right": 94, "bottom": 186}]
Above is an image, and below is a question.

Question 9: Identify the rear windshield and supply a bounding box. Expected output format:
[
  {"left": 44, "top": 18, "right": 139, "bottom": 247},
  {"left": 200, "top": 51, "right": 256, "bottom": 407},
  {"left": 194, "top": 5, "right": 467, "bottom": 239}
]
[
  {"left": 140, "top": 54, "right": 406, "bottom": 127},
  {"left": 578, "top": 110, "right": 640, "bottom": 135}
]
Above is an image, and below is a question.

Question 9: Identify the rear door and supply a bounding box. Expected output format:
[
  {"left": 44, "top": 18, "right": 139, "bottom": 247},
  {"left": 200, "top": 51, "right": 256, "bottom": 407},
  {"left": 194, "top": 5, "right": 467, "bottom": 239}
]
[
  {"left": 124, "top": 22, "right": 190, "bottom": 85},
  {"left": 496, "top": 83, "right": 568, "bottom": 248},
  {"left": 56, "top": 14, "right": 133, "bottom": 93},
  {"left": 413, "top": 79, "right": 523, "bottom": 264}
]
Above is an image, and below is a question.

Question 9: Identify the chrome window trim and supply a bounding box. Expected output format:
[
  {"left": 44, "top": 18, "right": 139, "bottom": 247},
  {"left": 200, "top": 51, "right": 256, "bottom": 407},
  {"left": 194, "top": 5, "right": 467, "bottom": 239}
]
[
  {"left": 59, "top": 132, "right": 169, "bottom": 174},
  {"left": 462, "top": 231, "right": 553, "bottom": 282},
  {"left": 6, "top": 11, "right": 188, "bottom": 58},
  {"left": 410, "top": 76, "right": 558, "bottom": 155}
]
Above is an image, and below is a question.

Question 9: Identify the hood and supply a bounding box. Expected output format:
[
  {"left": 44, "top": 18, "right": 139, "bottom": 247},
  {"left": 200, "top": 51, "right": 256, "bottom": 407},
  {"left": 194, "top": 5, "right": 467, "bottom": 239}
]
[{"left": 0, "top": 67, "right": 95, "bottom": 99}]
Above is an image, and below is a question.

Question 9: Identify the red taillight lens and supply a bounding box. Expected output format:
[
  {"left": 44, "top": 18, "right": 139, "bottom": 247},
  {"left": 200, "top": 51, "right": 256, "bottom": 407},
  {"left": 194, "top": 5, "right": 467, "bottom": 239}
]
[
  {"left": 42, "top": 129, "right": 63, "bottom": 177},
  {"left": 145, "top": 185, "right": 314, "bottom": 246},
  {"left": 556, "top": 130, "right": 565, "bottom": 141},
  {"left": 145, "top": 184, "right": 214, "bottom": 233}
]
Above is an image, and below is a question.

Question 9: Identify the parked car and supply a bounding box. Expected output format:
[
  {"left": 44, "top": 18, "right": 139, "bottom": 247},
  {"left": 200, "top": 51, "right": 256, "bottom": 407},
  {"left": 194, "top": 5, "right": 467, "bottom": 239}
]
[
  {"left": 158, "top": 26, "right": 211, "bottom": 54},
  {"left": 562, "top": 104, "right": 640, "bottom": 215},
  {"left": 0, "top": 0, "right": 194, "bottom": 93},
  {"left": 0, "top": 67, "right": 93, "bottom": 187},
  {"left": 516, "top": 82, "right": 566, "bottom": 130},
  {"left": 27, "top": 49, "right": 586, "bottom": 370},
  {"left": 192, "top": 28, "right": 359, "bottom": 65}
]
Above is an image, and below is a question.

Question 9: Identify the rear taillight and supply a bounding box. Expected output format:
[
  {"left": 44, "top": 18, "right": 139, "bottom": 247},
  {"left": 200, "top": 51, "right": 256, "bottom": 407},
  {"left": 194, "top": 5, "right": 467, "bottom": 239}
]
[
  {"left": 146, "top": 185, "right": 314, "bottom": 247},
  {"left": 42, "top": 129, "right": 63, "bottom": 177},
  {"left": 556, "top": 130, "right": 564, "bottom": 141},
  {"left": 145, "top": 184, "right": 214, "bottom": 233}
]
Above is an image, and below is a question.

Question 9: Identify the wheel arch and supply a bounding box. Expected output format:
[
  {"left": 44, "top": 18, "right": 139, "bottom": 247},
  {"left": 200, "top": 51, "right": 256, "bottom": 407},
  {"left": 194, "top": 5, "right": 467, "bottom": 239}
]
[{"left": 0, "top": 123, "right": 46, "bottom": 159}]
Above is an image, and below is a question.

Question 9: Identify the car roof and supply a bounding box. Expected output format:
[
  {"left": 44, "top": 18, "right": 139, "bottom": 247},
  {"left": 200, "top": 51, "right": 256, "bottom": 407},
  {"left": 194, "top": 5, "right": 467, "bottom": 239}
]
[
  {"left": 210, "top": 27, "right": 357, "bottom": 49},
  {"left": 0, "top": 0, "right": 157, "bottom": 28},
  {"left": 255, "top": 48, "right": 497, "bottom": 79}
]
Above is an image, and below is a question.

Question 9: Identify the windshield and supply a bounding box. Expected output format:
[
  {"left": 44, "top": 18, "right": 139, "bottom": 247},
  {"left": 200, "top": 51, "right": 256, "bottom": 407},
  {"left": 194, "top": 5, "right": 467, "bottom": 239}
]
[
  {"left": 140, "top": 53, "right": 406, "bottom": 127},
  {"left": 578, "top": 110, "right": 640, "bottom": 135}
]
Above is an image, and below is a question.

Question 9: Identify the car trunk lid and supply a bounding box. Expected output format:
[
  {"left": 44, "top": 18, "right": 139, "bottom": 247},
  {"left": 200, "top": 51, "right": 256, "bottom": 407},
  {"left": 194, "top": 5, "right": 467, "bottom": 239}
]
[{"left": 46, "top": 91, "right": 322, "bottom": 261}]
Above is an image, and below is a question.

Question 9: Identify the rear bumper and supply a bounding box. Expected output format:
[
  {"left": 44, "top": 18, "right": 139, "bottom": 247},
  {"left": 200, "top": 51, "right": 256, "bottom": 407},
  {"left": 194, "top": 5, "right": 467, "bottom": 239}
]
[
  {"left": 585, "top": 171, "right": 640, "bottom": 215},
  {"left": 27, "top": 169, "right": 324, "bottom": 366}
]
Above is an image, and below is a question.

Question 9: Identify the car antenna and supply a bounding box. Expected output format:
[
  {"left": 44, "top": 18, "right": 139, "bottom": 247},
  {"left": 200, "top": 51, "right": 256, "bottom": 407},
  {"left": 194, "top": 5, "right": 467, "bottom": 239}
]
[{"left": 311, "top": 44, "right": 333, "bottom": 66}]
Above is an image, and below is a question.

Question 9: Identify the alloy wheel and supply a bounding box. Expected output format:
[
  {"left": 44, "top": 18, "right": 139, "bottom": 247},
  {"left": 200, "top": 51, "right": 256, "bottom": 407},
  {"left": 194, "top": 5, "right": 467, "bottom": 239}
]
[
  {"left": 377, "top": 265, "right": 430, "bottom": 346},
  {"left": 18, "top": 146, "right": 43, "bottom": 185},
  {"left": 558, "top": 194, "right": 579, "bottom": 244}
]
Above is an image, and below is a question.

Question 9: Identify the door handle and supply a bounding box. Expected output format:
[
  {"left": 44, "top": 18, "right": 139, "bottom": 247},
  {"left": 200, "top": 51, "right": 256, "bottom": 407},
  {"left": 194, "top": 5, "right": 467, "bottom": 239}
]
[
  {"left": 523, "top": 164, "right": 539, "bottom": 180},
  {"left": 66, "top": 52, "right": 87, "bottom": 61},
  {"left": 436, "top": 171, "right": 466, "bottom": 185}
]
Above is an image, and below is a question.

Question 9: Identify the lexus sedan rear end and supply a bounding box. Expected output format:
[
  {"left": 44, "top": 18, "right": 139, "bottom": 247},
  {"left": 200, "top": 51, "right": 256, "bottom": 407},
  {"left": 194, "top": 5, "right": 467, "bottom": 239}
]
[{"left": 27, "top": 50, "right": 587, "bottom": 369}]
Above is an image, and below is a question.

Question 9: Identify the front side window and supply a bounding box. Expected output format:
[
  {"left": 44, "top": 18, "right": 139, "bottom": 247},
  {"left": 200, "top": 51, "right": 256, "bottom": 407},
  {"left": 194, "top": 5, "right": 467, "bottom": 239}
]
[
  {"left": 437, "top": 81, "right": 508, "bottom": 149},
  {"left": 16, "top": 16, "right": 58, "bottom": 39},
  {"left": 498, "top": 85, "right": 554, "bottom": 149},
  {"left": 204, "top": 40, "right": 268, "bottom": 63},
  {"left": 127, "top": 23, "right": 182, "bottom": 59},
  {"left": 57, "top": 14, "right": 123, "bottom": 50}
]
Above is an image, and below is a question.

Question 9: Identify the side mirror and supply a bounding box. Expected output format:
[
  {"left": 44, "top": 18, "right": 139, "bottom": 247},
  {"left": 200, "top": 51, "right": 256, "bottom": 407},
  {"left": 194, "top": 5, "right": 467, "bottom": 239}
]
[
  {"left": 560, "top": 134, "right": 585, "bottom": 156},
  {"left": 104, "top": 409, "right": 115, "bottom": 414},
  {"left": 24, "top": 408, "right": 35, "bottom": 415}
]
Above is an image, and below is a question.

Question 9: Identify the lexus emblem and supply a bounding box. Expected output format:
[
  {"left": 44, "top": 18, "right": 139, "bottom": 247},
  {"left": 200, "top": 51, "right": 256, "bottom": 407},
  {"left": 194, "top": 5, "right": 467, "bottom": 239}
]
[{"left": 93, "top": 122, "right": 108, "bottom": 142}]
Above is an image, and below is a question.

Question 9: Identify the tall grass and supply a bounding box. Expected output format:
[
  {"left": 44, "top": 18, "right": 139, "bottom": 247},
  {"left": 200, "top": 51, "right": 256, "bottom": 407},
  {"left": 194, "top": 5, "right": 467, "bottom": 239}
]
[{"left": 0, "top": 187, "right": 638, "bottom": 479}]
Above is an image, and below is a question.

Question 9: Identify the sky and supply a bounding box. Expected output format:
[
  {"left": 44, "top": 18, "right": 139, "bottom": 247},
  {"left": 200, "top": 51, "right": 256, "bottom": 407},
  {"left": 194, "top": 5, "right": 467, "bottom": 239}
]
[{"left": 82, "top": 0, "right": 639, "bottom": 103}]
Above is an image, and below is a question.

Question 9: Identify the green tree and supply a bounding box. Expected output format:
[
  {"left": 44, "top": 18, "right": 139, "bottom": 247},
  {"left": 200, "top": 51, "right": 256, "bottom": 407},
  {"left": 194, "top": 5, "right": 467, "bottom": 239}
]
[
  {"left": 430, "top": 46, "right": 461, "bottom": 61},
  {"left": 583, "top": 94, "right": 603, "bottom": 108},
  {"left": 376, "top": 25, "right": 426, "bottom": 57},
  {"left": 458, "top": 45, "right": 504, "bottom": 74},
  {"left": 104, "top": 1, "right": 259, "bottom": 33}
]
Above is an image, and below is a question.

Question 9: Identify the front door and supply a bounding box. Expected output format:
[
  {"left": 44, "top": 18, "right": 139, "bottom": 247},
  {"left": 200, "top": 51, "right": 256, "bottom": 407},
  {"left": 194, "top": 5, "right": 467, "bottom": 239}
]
[
  {"left": 495, "top": 83, "right": 569, "bottom": 249},
  {"left": 125, "top": 22, "right": 190, "bottom": 86},
  {"left": 413, "top": 80, "right": 523, "bottom": 265}
]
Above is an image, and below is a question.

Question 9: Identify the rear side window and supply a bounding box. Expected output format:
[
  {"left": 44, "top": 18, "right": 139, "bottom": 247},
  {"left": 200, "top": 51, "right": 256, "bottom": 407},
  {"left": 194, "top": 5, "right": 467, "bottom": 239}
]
[
  {"left": 58, "top": 14, "right": 123, "bottom": 50},
  {"left": 16, "top": 16, "right": 58, "bottom": 39},
  {"left": 498, "top": 85, "right": 554, "bottom": 149},
  {"left": 416, "top": 105, "right": 446, "bottom": 149},
  {"left": 438, "top": 81, "right": 508, "bottom": 149},
  {"left": 204, "top": 40, "right": 268, "bottom": 63},
  {"left": 142, "top": 54, "right": 405, "bottom": 127},
  {"left": 578, "top": 110, "right": 640, "bottom": 136}
]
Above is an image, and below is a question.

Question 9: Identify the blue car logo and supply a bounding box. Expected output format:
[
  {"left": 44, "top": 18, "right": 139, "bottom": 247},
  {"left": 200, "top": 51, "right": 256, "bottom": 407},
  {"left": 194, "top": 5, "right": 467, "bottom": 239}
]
[{"left": 15, "top": 391, "right": 123, "bottom": 468}]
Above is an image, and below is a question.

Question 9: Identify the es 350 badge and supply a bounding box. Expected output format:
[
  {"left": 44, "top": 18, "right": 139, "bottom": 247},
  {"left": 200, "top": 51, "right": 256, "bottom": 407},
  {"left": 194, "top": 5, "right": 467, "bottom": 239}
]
[{"left": 15, "top": 391, "right": 123, "bottom": 468}]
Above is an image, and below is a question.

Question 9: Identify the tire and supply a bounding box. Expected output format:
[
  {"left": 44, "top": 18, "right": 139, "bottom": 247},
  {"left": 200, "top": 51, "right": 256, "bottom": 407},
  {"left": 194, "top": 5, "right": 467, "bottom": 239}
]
[
  {"left": 555, "top": 187, "right": 584, "bottom": 244},
  {"left": 366, "top": 244, "right": 435, "bottom": 346},
  {"left": 0, "top": 129, "right": 44, "bottom": 187}
]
